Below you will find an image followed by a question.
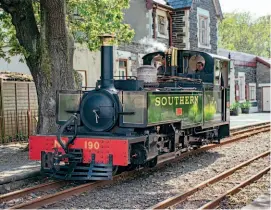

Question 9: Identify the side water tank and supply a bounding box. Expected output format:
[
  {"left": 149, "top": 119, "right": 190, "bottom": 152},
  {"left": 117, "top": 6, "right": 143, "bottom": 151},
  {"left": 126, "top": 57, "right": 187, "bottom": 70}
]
[{"left": 136, "top": 65, "right": 157, "bottom": 83}]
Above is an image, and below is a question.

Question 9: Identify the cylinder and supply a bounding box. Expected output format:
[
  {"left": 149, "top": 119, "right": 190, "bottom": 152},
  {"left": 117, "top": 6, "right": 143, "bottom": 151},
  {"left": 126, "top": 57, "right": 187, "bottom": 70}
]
[{"left": 99, "top": 34, "right": 115, "bottom": 90}]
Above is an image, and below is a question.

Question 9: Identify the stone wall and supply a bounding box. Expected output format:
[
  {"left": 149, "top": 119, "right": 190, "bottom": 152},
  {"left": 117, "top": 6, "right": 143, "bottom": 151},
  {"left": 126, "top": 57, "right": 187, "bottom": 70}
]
[
  {"left": 256, "top": 62, "right": 270, "bottom": 84},
  {"left": 157, "top": 37, "right": 169, "bottom": 47},
  {"left": 189, "top": 0, "right": 218, "bottom": 54},
  {"left": 117, "top": 42, "right": 151, "bottom": 77},
  {"left": 234, "top": 65, "right": 256, "bottom": 83},
  {"left": 172, "top": 9, "right": 187, "bottom": 49},
  {"left": 117, "top": 42, "right": 147, "bottom": 54},
  {"left": 233, "top": 65, "right": 258, "bottom": 110}
]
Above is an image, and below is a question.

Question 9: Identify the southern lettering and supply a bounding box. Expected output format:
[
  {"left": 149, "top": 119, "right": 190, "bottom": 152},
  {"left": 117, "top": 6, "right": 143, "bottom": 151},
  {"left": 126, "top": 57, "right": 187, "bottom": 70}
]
[{"left": 155, "top": 95, "right": 199, "bottom": 106}]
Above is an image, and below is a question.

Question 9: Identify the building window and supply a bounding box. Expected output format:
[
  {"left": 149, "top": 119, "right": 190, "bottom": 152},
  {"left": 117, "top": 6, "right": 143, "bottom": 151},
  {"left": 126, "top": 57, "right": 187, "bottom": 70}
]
[
  {"left": 197, "top": 7, "right": 210, "bottom": 49},
  {"left": 158, "top": 15, "right": 166, "bottom": 35},
  {"left": 118, "top": 59, "right": 127, "bottom": 80},
  {"left": 238, "top": 72, "right": 246, "bottom": 101},
  {"left": 199, "top": 16, "right": 208, "bottom": 46},
  {"left": 249, "top": 83, "right": 256, "bottom": 100}
]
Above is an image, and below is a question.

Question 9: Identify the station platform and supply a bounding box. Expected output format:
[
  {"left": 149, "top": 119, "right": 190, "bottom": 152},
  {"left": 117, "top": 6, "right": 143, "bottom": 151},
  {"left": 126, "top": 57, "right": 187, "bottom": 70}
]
[
  {"left": 230, "top": 112, "right": 270, "bottom": 129},
  {"left": 242, "top": 189, "right": 270, "bottom": 210}
]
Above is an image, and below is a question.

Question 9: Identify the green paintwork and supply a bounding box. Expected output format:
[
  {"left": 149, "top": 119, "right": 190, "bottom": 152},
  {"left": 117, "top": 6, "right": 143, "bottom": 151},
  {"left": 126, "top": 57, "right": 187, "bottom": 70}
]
[{"left": 147, "top": 92, "right": 203, "bottom": 126}]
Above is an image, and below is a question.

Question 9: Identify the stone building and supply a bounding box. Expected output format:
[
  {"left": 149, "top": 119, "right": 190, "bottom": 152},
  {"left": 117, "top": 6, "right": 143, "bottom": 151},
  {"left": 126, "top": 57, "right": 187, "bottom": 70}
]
[
  {"left": 167, "top": 0, "right": 223, "bottom": 54},
  {"left": 218, "top": 49, "right": 271, "bottom": 112},
  {"left": 114, "top": 0, "right": 173, "bottom": 78},
  {"left": 0, "top": 0, "right": 224, "bottom": 87},
  {"left": 115, "top": 0, "right": 224, "bottom": 78}
]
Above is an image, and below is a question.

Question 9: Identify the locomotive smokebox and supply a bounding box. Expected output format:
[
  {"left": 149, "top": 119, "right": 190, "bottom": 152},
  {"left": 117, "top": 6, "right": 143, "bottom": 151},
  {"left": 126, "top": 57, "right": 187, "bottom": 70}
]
[{"left": 99, "top": 34, "right": 115, "bottom": 90}]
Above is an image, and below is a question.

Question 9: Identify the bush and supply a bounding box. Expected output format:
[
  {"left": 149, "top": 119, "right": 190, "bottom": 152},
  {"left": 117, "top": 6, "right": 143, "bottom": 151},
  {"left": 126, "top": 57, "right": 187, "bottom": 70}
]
[
  {"left": 230, "top": 102, "right": 240, "bottom": 110},
  {"left": 240, "top": 100, "right": 251, "bottom": 109}
]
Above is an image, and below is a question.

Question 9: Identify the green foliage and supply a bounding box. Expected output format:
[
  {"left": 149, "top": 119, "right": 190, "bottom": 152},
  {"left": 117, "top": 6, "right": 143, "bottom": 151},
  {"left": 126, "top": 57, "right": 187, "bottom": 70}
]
[
  {"left": 230, "top": 102, "right": 240, "bottom": 110},
  {"left": 0, "top": 0, "right": 135, "bottom": 61},
  {"left": 218, "top": 12, "right": 270, "bottom": 57},
  {"left": 240, "top": 100, "right": 251, "bottom": 109},
  {"left": 0, "top": 11, "right": 26, "bottom": 62},
  {"left": 68, "top": 0, "right": 135, "bottom": 51}
]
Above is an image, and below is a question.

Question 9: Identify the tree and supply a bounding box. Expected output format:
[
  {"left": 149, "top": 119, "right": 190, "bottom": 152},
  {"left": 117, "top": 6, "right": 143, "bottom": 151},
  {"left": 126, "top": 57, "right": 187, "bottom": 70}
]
[
  {"left": 218, "top": 12, "right": 270, "bottom": 57},
  {"left": 0, "top": 0, "right": 134, "bottom": 134}
]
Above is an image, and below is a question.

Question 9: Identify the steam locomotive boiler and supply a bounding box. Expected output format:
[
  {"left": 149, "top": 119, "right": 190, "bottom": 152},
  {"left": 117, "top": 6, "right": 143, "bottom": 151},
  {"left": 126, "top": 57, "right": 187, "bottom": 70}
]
[{"left": 29, "top": 34, "right": 231, "bottom": 181}]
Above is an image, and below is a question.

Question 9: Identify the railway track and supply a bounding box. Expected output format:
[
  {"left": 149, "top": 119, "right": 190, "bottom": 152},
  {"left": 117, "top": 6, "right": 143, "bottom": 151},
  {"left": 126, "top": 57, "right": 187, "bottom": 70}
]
[
  {"left": 1, "top": 122, "right": 269, "bottom": 209},
  {"left": 149, "top": 150, "right": 270, "bottom": 209},
  {"left": 230, "top": 122, "right": 270, "bottom": 136}
]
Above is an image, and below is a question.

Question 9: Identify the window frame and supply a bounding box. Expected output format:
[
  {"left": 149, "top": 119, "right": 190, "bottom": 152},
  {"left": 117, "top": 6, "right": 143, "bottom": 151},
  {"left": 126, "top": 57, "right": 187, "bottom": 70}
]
[
  {"left": 156, "top": 11, "right": 168, "bottom": 39},
  {"left": 199, "top": 15, "right": 209, "bottom": 46},
  {"left": 238, "top": 72, "right": 246, "bottom": 102},
  {"left": 158, "top": 15, "right": 166, "bottom": 35},
  {"left": 197, "top": 7, "right": 211, "bottom": 49},
  {"left": 76, "top": 70, "right": 87, "bottom": 90},
  {"left": 249, "top": 83, "right": 256, "bottom": 101},
  {"left": 118, "top": 59, "right": 128, "bottom": 80}
]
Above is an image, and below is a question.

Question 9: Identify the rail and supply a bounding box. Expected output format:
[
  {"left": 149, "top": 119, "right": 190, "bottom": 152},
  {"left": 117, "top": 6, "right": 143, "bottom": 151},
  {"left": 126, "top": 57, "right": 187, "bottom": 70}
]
[{"left": 149, "top": 151, "right": 270, "bottom": 209}]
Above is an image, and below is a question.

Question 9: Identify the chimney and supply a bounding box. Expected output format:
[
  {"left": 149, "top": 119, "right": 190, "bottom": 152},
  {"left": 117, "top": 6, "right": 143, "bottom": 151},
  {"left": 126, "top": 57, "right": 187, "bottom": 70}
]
[{"left": 99, "top": 34, "right": 115, "bottom": 90}]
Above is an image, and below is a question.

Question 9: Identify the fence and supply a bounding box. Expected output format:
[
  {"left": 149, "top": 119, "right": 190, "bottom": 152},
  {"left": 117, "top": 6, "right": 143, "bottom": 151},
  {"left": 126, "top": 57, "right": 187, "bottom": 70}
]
[
  {"left": 0, "top": 109, "right": 38, "bottom": 143},
  {"left": 0, "top": 79, "right": 38, "bottom": 144}
]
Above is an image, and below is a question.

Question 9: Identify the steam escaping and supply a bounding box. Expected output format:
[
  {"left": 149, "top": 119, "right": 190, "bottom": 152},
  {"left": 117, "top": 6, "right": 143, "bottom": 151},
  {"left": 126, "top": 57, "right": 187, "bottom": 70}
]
[{"left": 139, "top": 37, "right": 167, "bottom": 53}]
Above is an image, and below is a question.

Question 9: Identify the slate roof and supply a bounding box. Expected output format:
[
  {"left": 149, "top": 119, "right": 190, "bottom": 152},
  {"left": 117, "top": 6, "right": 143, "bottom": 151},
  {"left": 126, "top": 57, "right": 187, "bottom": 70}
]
[
  {"left": 167, "top": 0, "right": 193, "bottom": 9},
  {"left": 218, "top": 48, "right": 271, "bottom": 68},
  {"left": 218, "top": 49, "right": 256, "bottom": 63}
]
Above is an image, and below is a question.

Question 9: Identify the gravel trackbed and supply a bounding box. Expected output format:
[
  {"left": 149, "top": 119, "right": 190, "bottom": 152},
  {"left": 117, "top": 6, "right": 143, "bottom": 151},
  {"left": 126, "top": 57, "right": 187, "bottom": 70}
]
[{"left": 46, "top": 132, "right": 270, "bottom": 209}]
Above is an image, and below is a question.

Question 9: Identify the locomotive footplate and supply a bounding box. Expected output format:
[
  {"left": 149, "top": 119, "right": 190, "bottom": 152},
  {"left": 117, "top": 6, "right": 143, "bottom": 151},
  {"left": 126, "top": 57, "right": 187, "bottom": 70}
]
[{"left": 41, "top": 149, "right": 114, "bottom": 181}]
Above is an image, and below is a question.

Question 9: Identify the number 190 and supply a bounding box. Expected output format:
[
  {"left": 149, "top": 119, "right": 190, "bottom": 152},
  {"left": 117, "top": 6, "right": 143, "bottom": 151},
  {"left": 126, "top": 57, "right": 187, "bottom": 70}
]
[{"left": 84, "top": 141, "right": 100, "bottom": 150}]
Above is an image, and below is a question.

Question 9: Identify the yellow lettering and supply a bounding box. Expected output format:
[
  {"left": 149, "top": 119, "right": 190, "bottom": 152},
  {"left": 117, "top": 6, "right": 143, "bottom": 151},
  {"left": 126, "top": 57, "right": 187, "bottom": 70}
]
[
  {"left": 168, "top": 97, "right": 173, "bottom": 105},
  {"left": 161, "top": 97, "right": 167, "bottom": 106},
  {"left": 88, "top": 142, "right": 93, "bottom": 150},
  {"left": 94, "top": 142, "right": 100, "bottom": 150},
  {"left": 155, "top": 97, "right": 161, "bottom": 106},
  {"left": 194, "top": 96, "right": 198, "bottom": 104},
  {"left": 185, "top": 96, "right": 189, "bottom": 104},
  {"left": 84, "top": 141, "right": 100, "bottom": 150},
  {"left": 190, "top": 96, "right": 194, "bottom": 104},
  {"left": 174, "top": 97, "right": 179, "bottom": 105},
  {"left": 180, "top": 96, "right": 184, "bottom": 104}
]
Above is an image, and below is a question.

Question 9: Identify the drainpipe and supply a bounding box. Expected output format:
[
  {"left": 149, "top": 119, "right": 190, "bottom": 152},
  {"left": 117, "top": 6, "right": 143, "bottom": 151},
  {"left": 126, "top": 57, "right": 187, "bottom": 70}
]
[
  {"left": 168, "top": 11, "right": 173, "bottom": 47},
  {"left": 152, "top": 7, "right": 157, "bottom": 39}
]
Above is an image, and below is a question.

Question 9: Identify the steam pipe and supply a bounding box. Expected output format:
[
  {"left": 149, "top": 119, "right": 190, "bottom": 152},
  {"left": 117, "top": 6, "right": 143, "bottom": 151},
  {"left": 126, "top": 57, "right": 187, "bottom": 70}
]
[
  {"left": 57, "top": 114, "right": 78, "bottom": 153},
  {"left": 99, "top": 34, "right": 115, "bottom": 90},
  {"left": 152, "top": 8, "right": 157, "bottom": 39}
]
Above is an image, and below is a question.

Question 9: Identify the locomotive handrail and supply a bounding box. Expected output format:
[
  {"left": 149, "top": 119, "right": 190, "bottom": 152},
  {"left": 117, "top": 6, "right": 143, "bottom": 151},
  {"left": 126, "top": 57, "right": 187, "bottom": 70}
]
[{"left": 118, "top": 111, "right": 135, "bottom": 115}]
